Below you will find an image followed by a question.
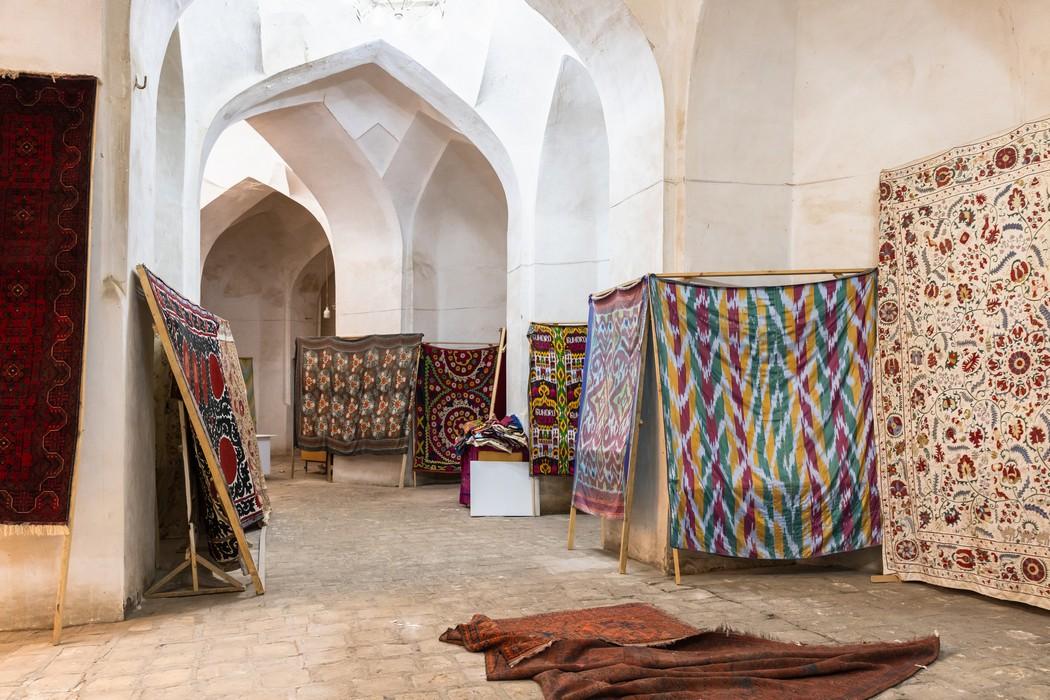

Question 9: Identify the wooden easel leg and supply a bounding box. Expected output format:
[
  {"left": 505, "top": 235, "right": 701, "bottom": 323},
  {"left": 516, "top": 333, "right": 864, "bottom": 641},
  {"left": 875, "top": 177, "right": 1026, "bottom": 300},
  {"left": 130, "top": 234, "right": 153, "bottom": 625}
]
[
  {"left": 51, "top": 528, "right": 73, "bottom": 645},
  {"left": 870, "top": 574, "right": 901, "bottom": 584},
  {"left": 567, "top": 506, "right": 576, "bottom": 550},
  {"left": 673, "top": 548, "right": 682, "bottom": 585},
  {"left": 618, "top": 515, "right": 631, "bottom": 574}
]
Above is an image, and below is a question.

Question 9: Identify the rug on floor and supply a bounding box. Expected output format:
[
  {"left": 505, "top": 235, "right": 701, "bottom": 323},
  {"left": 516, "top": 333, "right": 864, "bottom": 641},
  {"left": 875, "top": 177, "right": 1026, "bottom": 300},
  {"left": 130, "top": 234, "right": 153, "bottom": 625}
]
[
  {"left": 413, "top": 343, "right": 501, "bottom": 474},
  {"left": 440, "top": 603, "right": 939, "bottom": 700},
  {"left": 527, "top": 322, "right": 587, "bottom": 476},
  {"left": 0, "top": 75, "right": 96, "bottom": 531},
  {"left": 649, "top": 273, "right": 881, "bottom": 559},
  {"left": 877, "top": 117, "right": 1050, "bottom": 609},
  {"left": 572, "top": 278, "right": 649, "bottom": 519},
  {"left": 295, "top": 334, "right": 422, "bottom": 456}
]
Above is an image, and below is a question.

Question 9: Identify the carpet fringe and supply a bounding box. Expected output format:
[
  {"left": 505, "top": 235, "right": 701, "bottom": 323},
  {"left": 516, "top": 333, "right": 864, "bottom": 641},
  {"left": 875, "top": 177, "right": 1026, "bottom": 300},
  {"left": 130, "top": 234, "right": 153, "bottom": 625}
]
[{"left": 0, "top": 523, "right": 69, "bottom": 537}]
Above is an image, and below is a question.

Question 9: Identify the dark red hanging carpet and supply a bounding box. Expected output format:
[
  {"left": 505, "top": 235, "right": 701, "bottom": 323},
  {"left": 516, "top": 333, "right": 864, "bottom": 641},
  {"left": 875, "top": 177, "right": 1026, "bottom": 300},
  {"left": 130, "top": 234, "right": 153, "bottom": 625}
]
[
  {"left": 440, "top": 603, "right": 939, "bottom": 699},
  {"left": 0, "top": 74, "right": 96, "bottom": 531}
]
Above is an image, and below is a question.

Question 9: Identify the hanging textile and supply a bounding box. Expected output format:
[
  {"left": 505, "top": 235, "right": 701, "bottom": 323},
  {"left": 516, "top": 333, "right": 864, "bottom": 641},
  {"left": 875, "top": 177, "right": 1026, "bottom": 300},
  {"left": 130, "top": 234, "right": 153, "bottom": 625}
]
[
  {"left": 527, "top": 323, "right": 588, "bottom": 476},
  {"left": 413, "top": 343, "right": 502, "bottom": 474},
  {"left": 186, "top": 421, "right": 239, "bottom": 565},
  {"left": 139, "top": 267, "right": 268, "bottom": 531},
  {"left": 295, "top": 334, "right": 422, "bottom": 456},
  {"left": 217, "top": 321, "right": 269, "bottom": 515},
  {"left": 0, "top": 75, "right": 96, "bottom": 532},
  {"left": 878, "top": 118, "right": 1050, "bottom": 609},
  {"left": 649, "top": 273, "right": 881, "bottom": 559},
  {"left": 572, "top": 279, "right": 649, "bottom": 518}
]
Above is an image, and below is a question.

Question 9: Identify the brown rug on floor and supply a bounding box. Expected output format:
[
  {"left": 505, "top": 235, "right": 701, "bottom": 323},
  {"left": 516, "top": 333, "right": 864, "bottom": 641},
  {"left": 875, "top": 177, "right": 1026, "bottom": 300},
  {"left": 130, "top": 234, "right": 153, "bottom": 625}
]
[{"left": 440, "top": 603, "right": 939, "bottom": 699}]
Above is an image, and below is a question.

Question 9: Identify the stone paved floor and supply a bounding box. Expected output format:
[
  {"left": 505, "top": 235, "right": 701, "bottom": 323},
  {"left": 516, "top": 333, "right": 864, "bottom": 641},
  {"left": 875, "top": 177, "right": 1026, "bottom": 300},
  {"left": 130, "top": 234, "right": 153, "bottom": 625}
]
[{"left": 2, "top": 461, "right": 1050, "bottom": 699}]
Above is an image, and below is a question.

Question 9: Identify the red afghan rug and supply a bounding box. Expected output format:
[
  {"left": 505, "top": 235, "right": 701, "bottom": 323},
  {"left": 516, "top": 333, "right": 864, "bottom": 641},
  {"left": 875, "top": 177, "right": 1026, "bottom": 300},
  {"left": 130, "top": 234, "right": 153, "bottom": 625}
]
[
  {"left": 413, "top": 343, "right": 502, "bottom": 474},
  {"left": 0, "top": 74, "right": 96, "bottom": 530},
  {"left": 441, "top": 603, "right": 939, "bottom": 699}
]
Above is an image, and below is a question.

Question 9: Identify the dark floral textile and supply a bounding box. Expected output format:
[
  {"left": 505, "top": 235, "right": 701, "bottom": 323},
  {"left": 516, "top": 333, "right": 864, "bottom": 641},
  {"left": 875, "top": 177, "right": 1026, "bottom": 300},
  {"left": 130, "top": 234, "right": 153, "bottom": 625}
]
[
  {"left": 295, "top": 334, "right": 422, "bottom": 456},
  {"left": 878, "top": 117, "right": 1050, "bottom": 609},
  {"left": 0, "top": 75, "right": 95, "bottom": 529}
]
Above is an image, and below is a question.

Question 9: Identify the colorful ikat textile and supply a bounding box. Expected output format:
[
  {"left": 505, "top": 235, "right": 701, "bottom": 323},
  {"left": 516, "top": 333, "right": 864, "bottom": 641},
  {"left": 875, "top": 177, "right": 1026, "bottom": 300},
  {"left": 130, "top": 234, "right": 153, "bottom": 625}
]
[
  {"left": 139, "top": 267, "right": 267, "bottom": 533},
  {"left": 414, "top": 343, "right": 502, "bottom": 473},
  {"left": 878, "top": 118, "right": 1050, "bottom": 609},
  {"left": 0, "top": 75, "right": 95, "bottom": 530},
  {"left": 572, "top": 280, "right": 649, "bottom": 518},
  {"left": 296, "top": 334, "right": 422, "bottom": 456},
  {"left": 650, "top": 274, "right": 881, "bottom": 559},
  {"left": 527, "top": 323, "right": 587, "bottom": 476}
]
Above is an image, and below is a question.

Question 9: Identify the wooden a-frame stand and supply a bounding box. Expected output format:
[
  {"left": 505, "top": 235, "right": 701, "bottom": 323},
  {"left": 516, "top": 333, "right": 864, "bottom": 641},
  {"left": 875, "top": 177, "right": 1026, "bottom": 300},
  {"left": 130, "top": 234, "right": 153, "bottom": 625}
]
[
  {"left": 136, "top": 265, "right": 265, "bottom": 596},
  {"left": 145, "top": 402, "right": 247, "bottom": 598},
  {"left": 567, "top": 301, "right": 649, "bottom": 575},
  {"left": 655, "top": 267, "right": 876, "bottom": 586}
]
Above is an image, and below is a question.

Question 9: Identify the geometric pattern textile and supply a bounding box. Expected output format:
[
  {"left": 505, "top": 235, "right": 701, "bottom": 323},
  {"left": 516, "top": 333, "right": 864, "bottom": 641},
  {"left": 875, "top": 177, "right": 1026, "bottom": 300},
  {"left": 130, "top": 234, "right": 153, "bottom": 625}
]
[
  {"left": 650, "top": 273, "right": 881, "bottom": 559},
  {"left": 527, "top": 323, "right": 587, "bottom": 476},
  {"left": 295, "top": 334, "right": 422, "bottom": 456},
  {"left": 572, "top": 279, "right": 649, "bottom": 518},
  {"left": 139, "top": 266, "right": 267, "bottom": 530},
  {"left": 0, "top": 75, "right": 96, "bottom": 530},
  {"left": 413, "top": 343, "right": 501, "bottom": 474},
  {"left": 878, "top": 118, "right": 1050, "bottom": 609}
]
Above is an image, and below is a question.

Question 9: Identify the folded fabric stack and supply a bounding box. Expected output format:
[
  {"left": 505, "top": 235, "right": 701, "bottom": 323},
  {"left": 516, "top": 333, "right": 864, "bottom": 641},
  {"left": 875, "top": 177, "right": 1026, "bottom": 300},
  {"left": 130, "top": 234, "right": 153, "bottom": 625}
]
[{"left": 455, "top": 415, "right": 527, "bottom": 454}]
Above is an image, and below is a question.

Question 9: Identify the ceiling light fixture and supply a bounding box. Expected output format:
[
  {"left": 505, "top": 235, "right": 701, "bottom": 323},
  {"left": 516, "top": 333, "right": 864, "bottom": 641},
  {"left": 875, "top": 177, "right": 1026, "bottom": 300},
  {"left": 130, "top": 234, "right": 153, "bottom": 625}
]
[{"left": 353, "top": 0, "right": 446, "bottom": 23}]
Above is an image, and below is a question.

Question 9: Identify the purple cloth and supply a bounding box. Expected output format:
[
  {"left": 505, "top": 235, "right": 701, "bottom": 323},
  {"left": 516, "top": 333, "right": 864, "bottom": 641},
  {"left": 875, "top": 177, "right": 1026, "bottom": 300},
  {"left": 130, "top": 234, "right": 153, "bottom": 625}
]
[{"left": 459, "top": 446, "right": 479, "bottom": 507}]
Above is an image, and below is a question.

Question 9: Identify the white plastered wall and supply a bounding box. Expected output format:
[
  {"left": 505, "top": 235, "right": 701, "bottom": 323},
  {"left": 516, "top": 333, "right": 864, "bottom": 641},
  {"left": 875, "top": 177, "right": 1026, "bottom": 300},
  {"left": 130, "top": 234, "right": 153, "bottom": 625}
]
[
  {"left": 0, "top": 0, "right": 139, "bottom": 631},
  {"left": 201, "top": 192, "right": 330, "bottom": 456}
]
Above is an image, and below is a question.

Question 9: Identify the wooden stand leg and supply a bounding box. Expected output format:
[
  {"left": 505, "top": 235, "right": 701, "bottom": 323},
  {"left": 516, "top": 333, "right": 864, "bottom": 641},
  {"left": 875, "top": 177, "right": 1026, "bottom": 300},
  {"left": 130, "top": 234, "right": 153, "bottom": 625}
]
[
  {"left": 489, "top": 327, "right": 506, "bottom": 419},
  {"left": 673, "top": 548, "right": 682, "bottom": 585},
  {"left": 398, "top": 452, "right": 408, "bottom": 489},
  {"left": 618, "top": 515, "right": 631, "bottom": 574},
  {"left": 51, "top": 527, "right": 73, "bottom": 645},
  {"left": 145, "top": 402, "right": 247, "bottom": 599},
  {"left": 567, "top": 506, "right": 576, "bottom": 550},
  {"left": 870, "top": 574, "right": 901, "bottom": 584}
]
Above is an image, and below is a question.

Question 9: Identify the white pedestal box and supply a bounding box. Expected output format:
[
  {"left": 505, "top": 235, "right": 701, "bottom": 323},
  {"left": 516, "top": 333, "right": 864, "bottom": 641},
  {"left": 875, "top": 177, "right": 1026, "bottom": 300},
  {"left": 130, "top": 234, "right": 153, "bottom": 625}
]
[
  {"left": 469, "top": 450, "right": 539, "bottom": 517},
  {"left": 257, "top": 434, "right": 274, "bottom": 476}
]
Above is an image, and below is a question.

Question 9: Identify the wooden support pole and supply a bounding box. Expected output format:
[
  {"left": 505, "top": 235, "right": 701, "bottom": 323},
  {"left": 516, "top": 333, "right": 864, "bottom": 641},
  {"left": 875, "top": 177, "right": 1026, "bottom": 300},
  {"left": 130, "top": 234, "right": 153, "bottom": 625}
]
[
  {"left": 489, "top": 327, "right": 507, "bottom": 419},
  {"left": 398, "top": 452, "right": 408, "bottom": 489},
  {"left": 144, "top": 401, "right": 246, "bottom": 599},
  {"left": 567, "top": 506, "right": 576, "bottom": 550},
  {"left": 618, "top": 331, "right": 649, "bottom": 575},
  {"left": 658, "top": 267, "right": 873, "bottom": 279},
  {"left": 646, "top": 288, "right": 682, "bottom": 585},
  {"left": 51, "top": 523, "right": 74, "bottom": 645}
]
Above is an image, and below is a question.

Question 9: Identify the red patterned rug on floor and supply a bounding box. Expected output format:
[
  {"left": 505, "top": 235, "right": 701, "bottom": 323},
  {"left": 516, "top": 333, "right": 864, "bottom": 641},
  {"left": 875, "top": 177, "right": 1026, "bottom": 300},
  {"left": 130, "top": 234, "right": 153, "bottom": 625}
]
[
  {"left": 0, "top": 74, "right": 96, "bottom": 530},
  {"left": 440, "top": 603, "right": 939, "bottom": 699}
]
